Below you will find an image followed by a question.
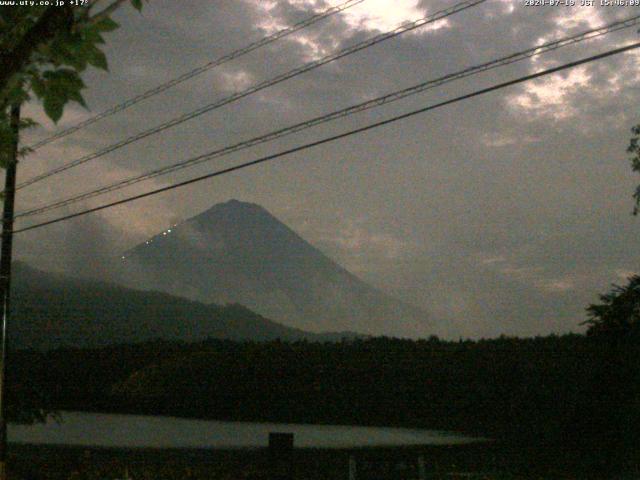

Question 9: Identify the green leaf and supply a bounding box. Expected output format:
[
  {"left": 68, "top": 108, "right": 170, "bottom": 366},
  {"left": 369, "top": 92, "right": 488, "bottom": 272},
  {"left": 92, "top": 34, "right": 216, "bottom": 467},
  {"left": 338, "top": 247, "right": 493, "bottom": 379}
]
[
  {"left": 82, "top": 27, "right": 105, "bottom": 45},
  {"left": 3, "top": 79, "right": 30, "bottom": 105},
  {"left": 43, "top": 94, "right": 65, "bottom": 123},
  {"left": 19, "top": 118, "right": 38, "bottom": 130},
  {"left": 131, "top": 0, "right": 143, "bottom": 11},
  {"left": 30, "top": 75, "right": 46, "bottom": 98},
  {"left": 49, "top": 36, "right": 88, "bottom": 71},
  {"left": 38, "top": 69, "right": 88, "bottom": 119},
  {"left": 86, "top": 48, "right": 108, "bottom": 71},
  {"left": 67, "top": 89, "right": 87, "bottom": 108},
  {"left": 94, "top": 17, "right": 119, "bottom": 32},
  {"left": 44, "top": 69, "right": 85, "bottom": 92},
  {"left": 18, "top": 145, "right": 33, "bottom": 159}
]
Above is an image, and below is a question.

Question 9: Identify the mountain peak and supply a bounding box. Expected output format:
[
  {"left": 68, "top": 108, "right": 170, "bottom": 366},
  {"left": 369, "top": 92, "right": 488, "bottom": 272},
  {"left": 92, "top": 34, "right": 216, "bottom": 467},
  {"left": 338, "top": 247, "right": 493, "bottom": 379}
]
[
  {"left": 118, "top": 201, "right": 436, "bottom": 338},
  {"left": 209, "top": 199, "right": 263, "bottom": 213},
  {"left": 225, "top": 199, "right": 253, "bottom": 207},
  {"left": 191, "top": 199, "right": 273, "bottom": 225}
]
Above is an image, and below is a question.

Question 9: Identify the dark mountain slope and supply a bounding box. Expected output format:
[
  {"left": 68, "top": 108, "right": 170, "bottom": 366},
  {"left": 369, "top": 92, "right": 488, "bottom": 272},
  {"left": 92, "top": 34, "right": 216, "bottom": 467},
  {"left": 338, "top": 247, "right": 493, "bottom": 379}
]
[
  {"left": 9, "top": 263, "right": 350, "bottom": 350},
  {"left": 117, "top": 200, "right": 436, "bottom": 337}
]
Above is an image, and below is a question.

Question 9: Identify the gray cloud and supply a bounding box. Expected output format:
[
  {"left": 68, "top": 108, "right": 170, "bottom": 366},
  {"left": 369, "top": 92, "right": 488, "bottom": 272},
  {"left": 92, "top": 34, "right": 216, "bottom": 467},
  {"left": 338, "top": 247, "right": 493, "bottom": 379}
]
[{"left": 11, "top": 0, "right": 640, "bottom": 337}]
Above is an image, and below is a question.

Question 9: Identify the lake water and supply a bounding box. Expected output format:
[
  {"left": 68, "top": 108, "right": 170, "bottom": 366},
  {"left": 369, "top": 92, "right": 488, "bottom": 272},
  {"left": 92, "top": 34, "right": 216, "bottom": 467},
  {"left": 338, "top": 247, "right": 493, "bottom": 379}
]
[{"left": 8, "top": 411, "right": 479, "bottom": 449}]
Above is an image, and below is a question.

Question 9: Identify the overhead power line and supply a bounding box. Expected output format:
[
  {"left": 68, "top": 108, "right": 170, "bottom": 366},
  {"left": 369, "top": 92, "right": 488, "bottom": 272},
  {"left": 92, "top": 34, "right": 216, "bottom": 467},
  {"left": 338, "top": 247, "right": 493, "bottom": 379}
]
[
  {"left": 14, "top": 13, "right": 640, "bottom": 219},
  {"left": 25, "top": 0, "right": 366, "bottom": 151},
  {"left": 13, "top": 41, "right": 640, "bottom": 235},
  {"left": 16, "top": 0, "right": 486, "bottom": 191}
]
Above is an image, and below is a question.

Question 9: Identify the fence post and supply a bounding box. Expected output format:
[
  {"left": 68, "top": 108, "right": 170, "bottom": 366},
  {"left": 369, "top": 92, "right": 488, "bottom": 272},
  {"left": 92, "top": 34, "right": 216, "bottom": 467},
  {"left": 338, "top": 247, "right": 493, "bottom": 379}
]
[
  {"left": 269, "top": 432, "right": 294, "bottom": 480},
  {"left": 418, "top": 455, "right": 426, "bottom": 480},
  {"left": 348, "top": 455, "right": 356, "bottom": 480}
]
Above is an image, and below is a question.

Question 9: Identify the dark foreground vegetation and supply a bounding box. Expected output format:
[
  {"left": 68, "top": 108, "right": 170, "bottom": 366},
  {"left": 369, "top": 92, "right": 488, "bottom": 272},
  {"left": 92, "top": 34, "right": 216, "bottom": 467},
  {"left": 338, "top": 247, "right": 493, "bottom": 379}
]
[
  {"left": 7, "top": 276, "right": 640, "bottom": 477},
  {"left": 7, "top": 332, "right": 640, "bottom": 476},
  {"left": 8, "top": 441, "right": 637, "bottom": 480}
]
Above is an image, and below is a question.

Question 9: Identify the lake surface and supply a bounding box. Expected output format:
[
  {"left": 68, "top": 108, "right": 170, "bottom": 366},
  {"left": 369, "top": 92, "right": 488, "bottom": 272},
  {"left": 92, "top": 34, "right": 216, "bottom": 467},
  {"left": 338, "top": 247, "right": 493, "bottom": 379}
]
[{"left": 8, "top": 412, "right": 479, "bottom": 449}]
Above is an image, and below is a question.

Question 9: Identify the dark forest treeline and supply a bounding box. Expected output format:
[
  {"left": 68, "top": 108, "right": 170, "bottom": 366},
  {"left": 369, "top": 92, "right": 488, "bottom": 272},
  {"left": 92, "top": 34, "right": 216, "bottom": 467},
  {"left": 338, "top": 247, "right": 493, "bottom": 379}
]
[{"left": 8, "top": 333, "right": 640, "bottom": 453}]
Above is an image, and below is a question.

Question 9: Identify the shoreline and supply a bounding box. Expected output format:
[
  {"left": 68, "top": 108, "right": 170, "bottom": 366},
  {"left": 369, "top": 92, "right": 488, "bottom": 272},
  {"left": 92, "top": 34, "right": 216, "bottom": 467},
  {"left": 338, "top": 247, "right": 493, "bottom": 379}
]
[{"left": 8, "top": 440, "right": 633, "bottom": 480}]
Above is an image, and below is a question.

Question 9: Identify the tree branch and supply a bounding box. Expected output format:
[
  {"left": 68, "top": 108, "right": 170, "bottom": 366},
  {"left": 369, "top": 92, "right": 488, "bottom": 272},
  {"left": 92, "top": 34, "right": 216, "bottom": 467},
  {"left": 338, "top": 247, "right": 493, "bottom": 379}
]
[
  {"left": 88, "top": 0, "right": 128, "bottom": 25},
  {"left": 0, "top": 6, "right": 74, "bottom": 99}
]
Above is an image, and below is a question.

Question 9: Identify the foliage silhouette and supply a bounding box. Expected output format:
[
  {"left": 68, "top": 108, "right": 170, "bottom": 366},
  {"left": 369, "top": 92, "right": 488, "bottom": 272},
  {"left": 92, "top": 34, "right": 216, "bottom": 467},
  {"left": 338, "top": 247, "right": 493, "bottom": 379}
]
[
  {"left": 583, "top": 275, "right": 640, "bottom": 340},
  {"left": 0, "top": 1, "right": 147, "bottom": 167}
]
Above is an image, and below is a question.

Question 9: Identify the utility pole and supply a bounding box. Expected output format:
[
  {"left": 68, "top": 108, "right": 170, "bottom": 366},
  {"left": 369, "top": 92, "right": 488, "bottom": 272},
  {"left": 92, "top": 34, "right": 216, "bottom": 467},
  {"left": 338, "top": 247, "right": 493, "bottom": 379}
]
[{"left": 0, "top": 103, "right": 21, "bottom": 480}]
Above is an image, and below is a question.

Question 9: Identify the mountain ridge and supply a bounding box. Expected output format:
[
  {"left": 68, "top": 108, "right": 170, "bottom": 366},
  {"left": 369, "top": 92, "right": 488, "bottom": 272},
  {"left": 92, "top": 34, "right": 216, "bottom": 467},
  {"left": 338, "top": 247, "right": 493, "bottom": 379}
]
[
  {"left": 117, "top": 199, "right": 436, "bottom": 338},
  {"left": 9, "top": 262, "right": 361, "bottom": 350}
]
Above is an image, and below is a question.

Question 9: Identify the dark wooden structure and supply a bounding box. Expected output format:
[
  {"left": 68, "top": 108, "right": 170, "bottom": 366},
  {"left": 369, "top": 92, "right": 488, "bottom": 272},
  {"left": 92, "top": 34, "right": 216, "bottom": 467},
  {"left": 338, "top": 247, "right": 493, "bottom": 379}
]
[{"left": 268, "top": 432, "right": 294, "bottom": 480}]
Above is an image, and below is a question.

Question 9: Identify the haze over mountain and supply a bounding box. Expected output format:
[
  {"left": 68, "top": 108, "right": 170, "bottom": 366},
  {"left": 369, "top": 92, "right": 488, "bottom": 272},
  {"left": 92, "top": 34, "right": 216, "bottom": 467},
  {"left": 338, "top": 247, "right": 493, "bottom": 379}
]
[
  {"left": 10, "top": 263, "right": 350, "bottom": 350},
  {"left": 116, "top": 200, "right": 442, "bottom": 338}
]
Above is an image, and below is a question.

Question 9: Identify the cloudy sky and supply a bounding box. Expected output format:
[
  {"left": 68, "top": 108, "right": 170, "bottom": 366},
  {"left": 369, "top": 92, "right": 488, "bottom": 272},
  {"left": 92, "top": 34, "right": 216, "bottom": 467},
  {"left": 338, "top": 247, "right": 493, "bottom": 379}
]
[{"left": 12, "top": 0, "right": 640, "bottom": 338}]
